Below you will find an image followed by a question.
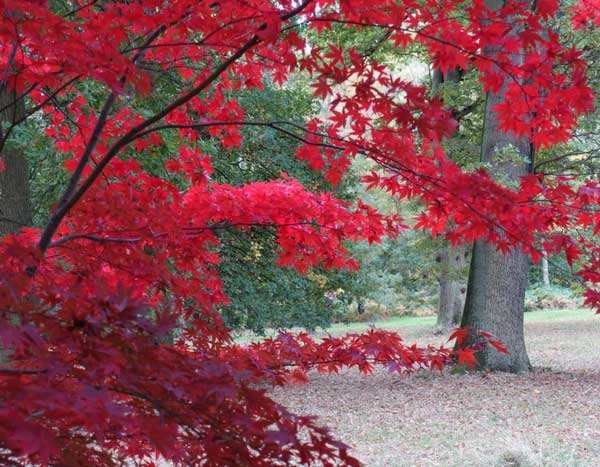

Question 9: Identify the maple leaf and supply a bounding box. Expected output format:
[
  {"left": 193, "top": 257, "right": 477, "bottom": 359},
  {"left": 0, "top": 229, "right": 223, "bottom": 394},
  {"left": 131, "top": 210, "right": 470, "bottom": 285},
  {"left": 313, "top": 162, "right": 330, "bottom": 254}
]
[
  {"left": 448, "top": 326, "right": 471, "bottom": 347},
  {"left": 489, "top": 340, "right": 510, "bottom": 354},
  {"left": 455, "top": 348, "right": 479, "bottom": 369},
  {"left": 362, "top": 171, "right": 381, "bottom": 190}
]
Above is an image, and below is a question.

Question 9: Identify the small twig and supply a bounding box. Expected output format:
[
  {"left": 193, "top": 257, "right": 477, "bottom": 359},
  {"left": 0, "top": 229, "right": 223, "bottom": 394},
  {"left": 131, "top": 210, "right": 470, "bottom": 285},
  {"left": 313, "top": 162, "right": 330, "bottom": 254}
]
[{"left": 0, "top": 368, "right": 47, "bottom": 375}]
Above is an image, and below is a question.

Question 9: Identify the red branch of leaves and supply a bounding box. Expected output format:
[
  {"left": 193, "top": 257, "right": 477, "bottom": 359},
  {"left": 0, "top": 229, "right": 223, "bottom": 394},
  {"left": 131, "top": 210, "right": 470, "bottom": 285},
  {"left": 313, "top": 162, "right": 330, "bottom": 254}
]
[
  {"left": 0, "top": 234, "right": 499, "bottom": 466},
  {"left": 227, "top": 327, "right": 506, "bottom": 385}
]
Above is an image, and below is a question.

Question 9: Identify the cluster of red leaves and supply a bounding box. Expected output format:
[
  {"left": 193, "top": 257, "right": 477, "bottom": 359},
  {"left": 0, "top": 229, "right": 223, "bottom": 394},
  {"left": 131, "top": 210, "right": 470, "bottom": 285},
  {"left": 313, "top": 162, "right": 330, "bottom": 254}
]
[
  {"left": 0, "top": 0, "right": 599, "bottom": 465},
  {"left": 0, "top": 228, "right": 499, "bottom": 466},
  {"left": 226, "top": 329, "right": 490, "bottom": 385},
  {"left": 0, "top": 239, "right": 358, "bottom": 466},
  {"left": 571, "top": 0, "right": 600, "bottom": 30}
]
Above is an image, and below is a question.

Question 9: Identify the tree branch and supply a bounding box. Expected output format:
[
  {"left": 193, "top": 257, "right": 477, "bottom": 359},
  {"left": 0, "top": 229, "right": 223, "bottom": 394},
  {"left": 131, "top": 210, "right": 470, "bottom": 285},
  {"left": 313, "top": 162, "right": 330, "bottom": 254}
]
[
  {"left": 0, "top": 367, "right": 47, "bottom": 375},
  {"left": 37, "top": 0, "right": 316, "bottom": 253}
]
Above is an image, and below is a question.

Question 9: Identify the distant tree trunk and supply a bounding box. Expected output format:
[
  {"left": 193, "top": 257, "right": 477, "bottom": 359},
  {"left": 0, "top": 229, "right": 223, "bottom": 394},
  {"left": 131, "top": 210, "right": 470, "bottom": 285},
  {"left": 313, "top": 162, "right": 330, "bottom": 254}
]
[
  {"left": 0, "top": 85, "right": 31, "bottom": 365},
  {"left": 432, "top": 67, "right": 469, "bottom": 333},
  {"left": 541, "top": 250, "right": 550, "bottom": 287},
  {"left": 436, "top": 243, "right": 469, "bottom": 332},
  {"left": 459, "top": 0, "right": 532, "bottom": 373},
  {"left": 0, "top": 86, "right": 31, "bottom": 236}
]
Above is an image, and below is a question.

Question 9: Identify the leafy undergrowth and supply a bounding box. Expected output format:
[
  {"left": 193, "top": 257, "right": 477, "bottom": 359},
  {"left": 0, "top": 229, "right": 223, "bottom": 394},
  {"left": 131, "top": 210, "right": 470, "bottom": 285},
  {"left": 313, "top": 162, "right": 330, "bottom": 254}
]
[{"left": 273, "top": 310, "right": 600, "bottom": 466}]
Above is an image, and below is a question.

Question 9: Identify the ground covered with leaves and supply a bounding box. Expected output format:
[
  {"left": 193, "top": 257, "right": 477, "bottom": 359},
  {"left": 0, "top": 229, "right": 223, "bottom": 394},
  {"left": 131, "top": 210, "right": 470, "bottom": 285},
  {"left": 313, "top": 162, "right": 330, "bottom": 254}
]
[{"left": 273, "top": 310, "right": 600, "bottom": 466}]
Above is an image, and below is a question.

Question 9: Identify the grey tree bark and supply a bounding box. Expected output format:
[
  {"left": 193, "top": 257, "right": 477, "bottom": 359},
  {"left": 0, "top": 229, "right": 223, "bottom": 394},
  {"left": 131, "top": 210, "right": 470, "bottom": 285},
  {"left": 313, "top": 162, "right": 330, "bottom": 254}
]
[
  {"left": 431, "top": 67, "right": 470, "bottom": 332},
  {"left": 459, "top": 0, "right": 533, "bottom": 372},
  {"left": 436, "top": 244, "right": 469, "bottom": 332},
  {"left": 461, "top": 241, "right": 531, "bottom": 372},
  {"left": 542, "top": 250, "right": 550, "bottom": 288}
]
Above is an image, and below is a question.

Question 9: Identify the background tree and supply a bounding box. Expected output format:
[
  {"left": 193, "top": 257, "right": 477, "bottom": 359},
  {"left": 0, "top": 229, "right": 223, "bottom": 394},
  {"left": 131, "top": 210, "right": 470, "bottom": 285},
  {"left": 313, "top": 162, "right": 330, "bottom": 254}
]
[
  {"left": 430, "top": 67, "right": 478, "bottom": 332},
  {"left": 458, "top": 0, "right": 534, "bottom": 372},
  {"left": 0, "top": 83, "right": 31, "bottom": 236}
]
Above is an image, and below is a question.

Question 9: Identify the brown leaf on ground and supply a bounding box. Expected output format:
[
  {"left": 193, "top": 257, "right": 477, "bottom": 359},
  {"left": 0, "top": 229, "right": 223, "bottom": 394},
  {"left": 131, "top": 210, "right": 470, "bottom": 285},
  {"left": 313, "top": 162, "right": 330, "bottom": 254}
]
[{"left": 273, "top": 314, "right": 600, "bottom": 466}]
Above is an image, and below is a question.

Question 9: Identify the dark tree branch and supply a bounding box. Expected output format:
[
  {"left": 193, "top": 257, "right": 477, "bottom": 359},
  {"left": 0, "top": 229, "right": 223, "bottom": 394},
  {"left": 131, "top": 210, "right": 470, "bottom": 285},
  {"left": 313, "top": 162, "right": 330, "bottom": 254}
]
[
  {"left": 49, "top": 234, "right": 143, "bottom": 248},
  {"left": 37, "top": 23, "right": 174, "bottom": 253},
  {"left": 0, "top": 367, "right": 47, "bottom": 375},
  {"left": 37, "top": 0, "right": 316, "bottom": 253}
]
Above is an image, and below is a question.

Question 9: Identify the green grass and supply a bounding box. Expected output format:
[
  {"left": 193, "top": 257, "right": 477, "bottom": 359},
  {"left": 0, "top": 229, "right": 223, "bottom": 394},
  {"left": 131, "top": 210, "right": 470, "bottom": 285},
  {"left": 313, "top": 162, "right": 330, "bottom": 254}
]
[
  {"left": 523, "top": 308, "right": 591, "bottom": 322},
  {"left": 325, "top": 308, "right": 592, "bottom": 335},
  {"left": 328, "top": 314, "right": 436, "bottom": 333},
  {"left": 234, "top": 308, "right": 595, "bottom": 343}
]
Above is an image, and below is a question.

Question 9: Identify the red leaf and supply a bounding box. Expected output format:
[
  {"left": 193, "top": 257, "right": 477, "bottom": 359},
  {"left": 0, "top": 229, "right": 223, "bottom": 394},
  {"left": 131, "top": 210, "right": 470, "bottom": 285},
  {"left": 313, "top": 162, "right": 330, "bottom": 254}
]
[
  {"left": 489, "top": 340, "right": 510, "bottom": 354},
  {"left": 455, "top": 348, "right": 479, "bottom": 369}
]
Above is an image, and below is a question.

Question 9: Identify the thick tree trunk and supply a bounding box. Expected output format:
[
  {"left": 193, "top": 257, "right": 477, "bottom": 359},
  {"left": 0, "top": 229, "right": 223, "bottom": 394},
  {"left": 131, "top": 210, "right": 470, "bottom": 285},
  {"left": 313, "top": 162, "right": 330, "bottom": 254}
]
[
  {"left": 436, "top": 243, "right": 468, "bottom": 332},
  {"left": 462, "top": 242, "right": 531, "bottom": 372},
  {"left": 460, "top": 143, "right": 533, "bottom": 370},
  {"left": 459, "top": 0, "right": 533, "bottom": 372},
  {"left": 0, "top": 86, "right": 31, "bottom": 236}
]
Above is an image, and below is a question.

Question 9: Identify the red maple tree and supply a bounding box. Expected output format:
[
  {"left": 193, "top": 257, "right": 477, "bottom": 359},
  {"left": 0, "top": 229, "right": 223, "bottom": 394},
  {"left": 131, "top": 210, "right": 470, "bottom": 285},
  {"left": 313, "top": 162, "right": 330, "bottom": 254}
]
[{"left": 0, "top": 1, "right": 598, "bottom": 465}]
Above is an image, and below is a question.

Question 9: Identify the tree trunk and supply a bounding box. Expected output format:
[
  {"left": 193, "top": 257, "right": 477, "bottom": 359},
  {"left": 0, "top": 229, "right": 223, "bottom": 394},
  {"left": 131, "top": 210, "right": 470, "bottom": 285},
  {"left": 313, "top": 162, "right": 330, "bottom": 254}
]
[
  {"left": 542, "top": 250, "right": 550, "bottom": 288},
  {"left": 462, "top": 242, "right": 531, "bottom": 372},
  {"left": 0, "top": 86, "right": 31, "bottom": 236},
  {"left": 357, "top": 299, "right": 365, "bottom": 315},
  {"left": 0, "top": 85, "right": 31, "bottom": 364},
  {"left": 459, "top": 143, "right": 532, "bottom": 370},
  {"left": 431, "top": 67, "right": 469, "bottom": 333},
  {"left": 436, "top": 243, "right": 469, "bottom": 332},
  {"left": 459, "top": 0, "right": 532, "bottom": 373}
]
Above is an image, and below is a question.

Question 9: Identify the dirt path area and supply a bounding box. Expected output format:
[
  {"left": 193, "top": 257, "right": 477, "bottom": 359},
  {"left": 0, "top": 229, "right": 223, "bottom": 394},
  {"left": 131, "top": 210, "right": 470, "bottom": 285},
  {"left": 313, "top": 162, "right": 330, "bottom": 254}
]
[{"left": 273, "top": 313, "right": 600, "bottom": 466}]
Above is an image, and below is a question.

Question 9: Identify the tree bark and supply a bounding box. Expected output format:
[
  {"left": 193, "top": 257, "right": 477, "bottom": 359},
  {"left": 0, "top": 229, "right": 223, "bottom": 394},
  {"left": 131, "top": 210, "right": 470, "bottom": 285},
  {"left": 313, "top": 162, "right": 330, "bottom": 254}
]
[
  {"left": 436, "top": 243, "right": 469, "bottom": 332},
  {"left": 459, "top": 1, "right": 533, "bottom": 372},
  {"left": 460, "top": 152, "right": 532, "bottom": 370},
  {"left": 431, "top": 67, "right": 470, "bottom": 333},
  {"left": 542, "top": 250, "right": 550, "bottom": 287},
  {"left": 0, "top": 85, "right": 31, "bottom": 365},
  {"left": 0, "top": 86, "right": 31, "bottom": 236},
  {"left": 461, "top": 242, "right": 531, "bottom": 372}
]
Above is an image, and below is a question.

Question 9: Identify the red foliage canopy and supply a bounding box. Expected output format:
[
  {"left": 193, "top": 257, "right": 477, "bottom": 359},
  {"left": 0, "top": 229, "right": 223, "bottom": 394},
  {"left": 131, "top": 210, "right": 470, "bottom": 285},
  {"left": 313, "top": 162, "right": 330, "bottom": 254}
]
[{"left": 0, "top": 0, "right": 599, "bottom": 465}]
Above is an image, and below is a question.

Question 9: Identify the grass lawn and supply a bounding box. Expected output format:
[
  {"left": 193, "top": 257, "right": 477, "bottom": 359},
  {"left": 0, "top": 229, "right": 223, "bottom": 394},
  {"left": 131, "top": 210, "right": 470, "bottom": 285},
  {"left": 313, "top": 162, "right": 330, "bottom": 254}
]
[
  {"left": 272, "top": 309, "right": 600, "bottom": 466},
  {"left": 325, "top": 308, "right": 591, "bottom": 336}
]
